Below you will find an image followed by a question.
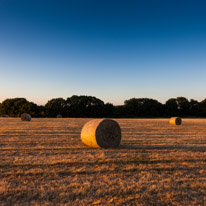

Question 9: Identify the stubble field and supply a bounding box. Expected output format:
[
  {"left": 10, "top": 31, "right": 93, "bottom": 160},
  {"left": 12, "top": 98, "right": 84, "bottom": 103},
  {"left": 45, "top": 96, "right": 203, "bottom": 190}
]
[{"left": 0, "top": 118, "right": 206, "bottom": 206}]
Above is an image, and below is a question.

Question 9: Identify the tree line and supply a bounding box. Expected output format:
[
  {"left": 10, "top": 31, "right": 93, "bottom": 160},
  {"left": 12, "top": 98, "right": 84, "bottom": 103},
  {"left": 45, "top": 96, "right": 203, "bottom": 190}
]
[{"left": 0, "top": 96, "right": 206, "bottom": 118}]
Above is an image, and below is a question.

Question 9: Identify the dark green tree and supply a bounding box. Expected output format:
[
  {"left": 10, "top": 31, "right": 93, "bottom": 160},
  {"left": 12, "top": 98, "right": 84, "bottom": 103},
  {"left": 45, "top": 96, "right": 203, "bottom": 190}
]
[
  {"left": 165, "top": 98, "right": 179, "bottom": 116},
  {"left": 124, "top": 98, "right": 164, "bottom": 117},
  {"left": 176, "top": 97, "right": 190, "bottom": 116},
  {"left": 0, "top": 98, "right": 39, "bottom": 117},
  {"left": 199, "top": 99, "right": 206, "bottom": 117},
  {"left": 103, "top": 103, "right": 115, "bottom": 117},
  {"left": 189, "top": 99, "right": 200, "bottom": 116},
  {"left": 66, "top": 95, "right": 105, "bottom": 117},
  {"left": 45, "top": 98, "right": 66, "bottom": 117},
  {"left": 114, "top": 105, "right": 127, "bottom": 118}
]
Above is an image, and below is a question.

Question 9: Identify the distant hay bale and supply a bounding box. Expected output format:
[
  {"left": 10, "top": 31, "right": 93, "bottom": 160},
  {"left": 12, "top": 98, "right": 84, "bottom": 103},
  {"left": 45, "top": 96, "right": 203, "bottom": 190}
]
[
  {"left": 57, "top": 114, "right": 62, "bottom": 118},
  {"left": 21, "top": 113, "right": 31, "bottom": 121},
  {"left": 1, "top": 114, "right": 9, "bottom": 117},
  {"left": 81, "top": 119, "right": 121, "bottom": 148},
  {"left": 170, "top": 117, "right": 182, "bottom": 125}
]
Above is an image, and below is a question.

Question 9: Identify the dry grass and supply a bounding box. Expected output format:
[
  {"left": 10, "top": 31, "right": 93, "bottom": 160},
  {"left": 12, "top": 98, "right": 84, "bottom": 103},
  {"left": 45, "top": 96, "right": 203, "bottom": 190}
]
[{"left": 0, "top": 118, "right": 206, "bottom": 205}]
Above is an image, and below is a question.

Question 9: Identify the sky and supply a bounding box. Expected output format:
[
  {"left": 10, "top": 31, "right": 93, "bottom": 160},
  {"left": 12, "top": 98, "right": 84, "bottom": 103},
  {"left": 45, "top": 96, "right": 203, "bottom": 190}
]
[{"left": 0, "top": 0, "right": 206, "bottom": 105}]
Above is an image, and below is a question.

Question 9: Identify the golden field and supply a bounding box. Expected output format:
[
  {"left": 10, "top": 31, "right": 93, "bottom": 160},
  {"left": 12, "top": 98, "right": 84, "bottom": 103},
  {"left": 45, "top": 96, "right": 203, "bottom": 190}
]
[{"left": 0, "top": 118, "right": 206, "bottom": 206}]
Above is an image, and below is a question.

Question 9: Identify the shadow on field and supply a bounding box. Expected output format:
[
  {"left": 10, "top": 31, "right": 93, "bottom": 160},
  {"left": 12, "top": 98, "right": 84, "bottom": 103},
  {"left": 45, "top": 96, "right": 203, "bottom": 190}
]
[
  {"left": 0, "top": 164, "right": 203, "bottom": 178},
  {"left": 119, "top": 144, "right": 206, "bottom": 152},
  {"left": 1, "top": 157, "right": 205, "bottom": 171}
]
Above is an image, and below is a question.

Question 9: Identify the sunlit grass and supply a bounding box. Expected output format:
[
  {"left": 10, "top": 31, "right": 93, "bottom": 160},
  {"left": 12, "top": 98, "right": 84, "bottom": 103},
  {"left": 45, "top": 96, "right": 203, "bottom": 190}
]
[{"left": 0, "top": 118, "right": 206, "bottom": 205}]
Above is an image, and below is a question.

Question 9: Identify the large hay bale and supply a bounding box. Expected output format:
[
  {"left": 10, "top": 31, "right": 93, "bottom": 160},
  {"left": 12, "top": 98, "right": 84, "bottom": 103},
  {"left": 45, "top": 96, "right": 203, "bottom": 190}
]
[
  {"left": 170, "top": 117, "right": 182, "bottom": 125},
  {"left": 21, "top": 113, "right": 31, "bottom": 121},
  {"left": 81, "top": 119, "right": 121, "bottom": 148},
  {"left": 57, "top": 114, "right": 62, "bottom": 118}
]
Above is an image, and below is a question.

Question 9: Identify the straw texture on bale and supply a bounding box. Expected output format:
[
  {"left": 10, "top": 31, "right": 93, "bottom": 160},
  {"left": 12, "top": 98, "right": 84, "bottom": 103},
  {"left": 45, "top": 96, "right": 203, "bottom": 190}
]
[
  {"left": 170, "top": 117, "right": 182, "bottom": 125},
  {"left": 21, "top": 113, "right": 31, "bottom": 121},
  {"left": 81, "top": 119, "right": 121, "bottom": 148},
  {"left": 57, "top": 114, "right": 62, "bottom": 118}
]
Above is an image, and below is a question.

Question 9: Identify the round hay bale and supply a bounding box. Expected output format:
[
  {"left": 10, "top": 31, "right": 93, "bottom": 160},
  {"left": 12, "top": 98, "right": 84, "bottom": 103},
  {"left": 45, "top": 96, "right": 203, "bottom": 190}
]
[
  {"left": 170, "top": 117, "right": 182, "bottom": 125},
  {"left": 81, "top": 119, "right": 121, "bottom": 148},
  {"left": 57, "top": 114, "right": 62, "bottom": 118},
  {"left": 21, "top": 113, "right": 31, "bottom": 121}
]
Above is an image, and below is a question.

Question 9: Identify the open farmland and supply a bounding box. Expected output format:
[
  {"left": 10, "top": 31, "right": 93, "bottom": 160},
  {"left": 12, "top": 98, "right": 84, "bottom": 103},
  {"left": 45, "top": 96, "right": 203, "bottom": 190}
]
[{"left": 1, "top": 118, "right": 206, "bottom": 206}]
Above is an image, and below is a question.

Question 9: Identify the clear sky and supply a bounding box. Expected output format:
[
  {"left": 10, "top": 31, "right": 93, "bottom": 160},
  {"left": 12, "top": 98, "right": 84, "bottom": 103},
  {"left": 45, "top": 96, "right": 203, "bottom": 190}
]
[{"left": 0, "top": 0, "right": 206, "bottom": 105}]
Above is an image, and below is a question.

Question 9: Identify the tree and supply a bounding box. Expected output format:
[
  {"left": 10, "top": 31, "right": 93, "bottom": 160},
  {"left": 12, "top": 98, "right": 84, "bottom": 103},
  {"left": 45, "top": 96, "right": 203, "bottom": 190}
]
[
  {"left": 103, "top": 103, "right": 115, "bottom": 117},
  {"left": 1, "top": 96, "right": 206, "bottom": 118},
  {"left": 199, "top": 99, "right": 206, "bottom": 117},
  {"left": 124, "top": 98, "right": 164, "bottom": 117},
  {"left": 165, "top": 98, "right": 179, "bottom": 116},
  {"left": 0, "top": 98, "right": 39, "bottom": 117},
  {"left": 114, "top": 105, "right": 127, "bottom": 118},
  {"left": 0, "top": 103, "right": 3, "bottom": 114},
  {"left": 189, "top": 99, "right": 200, "bottom": 116},
  {"left": 66, "top": 95, "right": 105, "bottom": 117},
  {"left": 176, "top": 97, "right": 190, "bottom": 116},
  {"left": 45, "top": 98, "right": 66, "bottom": 117},
  {"left": 124, "top": 98, "right": 140, "bottom": 117}
]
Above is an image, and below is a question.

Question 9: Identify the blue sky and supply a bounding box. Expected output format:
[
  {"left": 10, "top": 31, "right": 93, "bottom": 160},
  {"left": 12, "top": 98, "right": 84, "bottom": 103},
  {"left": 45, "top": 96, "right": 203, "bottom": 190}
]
[{"left": 0, "top": 0, "right": 206, "bottom": 105}]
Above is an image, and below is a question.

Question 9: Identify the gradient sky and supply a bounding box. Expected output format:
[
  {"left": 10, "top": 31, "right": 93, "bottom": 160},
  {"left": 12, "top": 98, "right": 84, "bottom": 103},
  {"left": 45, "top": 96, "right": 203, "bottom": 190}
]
[{"left": 0, "top": 0, "right": 206, "bottom": 105}]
